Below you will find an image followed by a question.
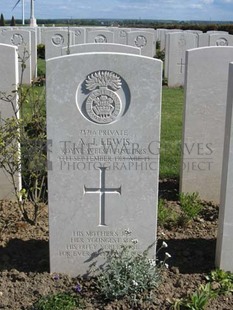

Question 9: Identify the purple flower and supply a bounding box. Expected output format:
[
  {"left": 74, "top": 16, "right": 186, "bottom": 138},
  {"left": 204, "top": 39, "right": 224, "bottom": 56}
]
[
  {"left": 74, "top": 284, "right": 82, "bottom": 293},
  {"left": 53, "top": 274, "right": 60, "bottom": 281}
]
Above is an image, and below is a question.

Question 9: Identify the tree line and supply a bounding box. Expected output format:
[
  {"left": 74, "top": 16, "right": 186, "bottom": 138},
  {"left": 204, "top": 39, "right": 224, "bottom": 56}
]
[
  {"left": 1, "top": 13, "right": 233, "bottom": 34},
  {"left": 0, "top": 13, "right": 16, "bottom": 26}
]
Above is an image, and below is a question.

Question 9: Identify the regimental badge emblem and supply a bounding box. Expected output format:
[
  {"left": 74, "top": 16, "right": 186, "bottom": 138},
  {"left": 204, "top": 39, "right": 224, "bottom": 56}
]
[
  {"left": 51, "top": 34, "right": 64, "bottom": 46},
  {"left": 134, "top": 35, "right": 147, "bottom": 48},
  {"left": 94, "top": 35, "right": 107, "bottom": 43},
  {"left": 11, "top": 33, "right": 24, "bottom": 46},
  {"left": 216, "top": 38, "right": 228, "bottom": 46},
  {"left": 75, "top": 30, "right": 81, "bottom": 37},
  {"left": 85, "top": 71, "right": 122, "bottom": 124}
]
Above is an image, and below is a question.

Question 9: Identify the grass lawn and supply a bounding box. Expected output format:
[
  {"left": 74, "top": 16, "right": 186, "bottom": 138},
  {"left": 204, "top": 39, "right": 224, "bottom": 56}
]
[
  {"left": 159, "top": 86, "right": 184, "bottom": 179},
  {"left": 37, "top": 58, "right": 46, "bottom": 77}
]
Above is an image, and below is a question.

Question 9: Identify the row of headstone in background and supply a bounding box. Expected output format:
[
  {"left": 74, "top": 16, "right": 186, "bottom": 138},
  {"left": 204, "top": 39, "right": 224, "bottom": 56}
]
[
  {"left": 43, "top": 27, "right": 156, "bottom": 59},
  {"left": 165, "top": 32, "right": 198, "bottom": 87},
  {"left": 0, "top": 28, "right": 37, "bottom": 84},
  {"left": 0, "top": 43, "right": 21, "bottom": 200},
  {"left": 61, "top": 43, "right": 141, "bottom": 56},
  {"left": 157, "top": 29, "right": 232, "bottom": 51},
  {"left": 164, "top": 31, "right": 233, "bottom": 87}
]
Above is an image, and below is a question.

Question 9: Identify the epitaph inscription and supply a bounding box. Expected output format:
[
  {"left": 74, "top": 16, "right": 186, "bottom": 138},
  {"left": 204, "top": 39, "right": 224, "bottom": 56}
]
[{"left": 59, "top": 230, "right": 138, "bottom": 259}]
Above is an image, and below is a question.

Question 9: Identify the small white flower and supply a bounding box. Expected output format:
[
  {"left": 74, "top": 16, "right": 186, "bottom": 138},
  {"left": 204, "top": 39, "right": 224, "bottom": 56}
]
[
  {"left": 131, "top": 239, "right": 138, "bottom": 244},
  {"left": 124, "top": 228, "right": 131, "bottom": 235},
  {"left": 162, "top": 241, "right": 168, "bottom": 248},
  {"left": 161, "top": 232, "right": 166, "bottom": 237},
  {"left": 132, "top": 280, "right": 138, "bottom": 286},
  {"left": 165, "top": 252, "right": 171, "bottom": 259},
  {"left": 148, "top": 259, "right": 156, "bottom": 267},
  {"left": 165, "top": 263, "right": 169, "bottom": 269}
]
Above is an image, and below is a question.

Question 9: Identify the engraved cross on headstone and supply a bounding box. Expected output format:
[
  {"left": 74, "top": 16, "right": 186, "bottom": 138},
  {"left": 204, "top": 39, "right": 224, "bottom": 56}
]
[
  {"left": 177, "top": 58, "right": 185, "bottom": 73},
  {"left": 84, "top": 167, "right": 121, "bottom": 226}
]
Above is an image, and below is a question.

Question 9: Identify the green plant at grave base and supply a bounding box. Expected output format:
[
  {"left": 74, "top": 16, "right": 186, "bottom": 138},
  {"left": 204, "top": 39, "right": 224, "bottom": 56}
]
[
  {"left": 94, "top": 230, "right": 170, "bottom": 306},
  {"left": 158, "top": 198, "right": 170, "bottom": 226},
  {"left": 173, "top": 269, "right": 233, "bottom": 310},
  {"left": 158, "top": 198, "right": 178, "bottom": 227},
  {"left": 0, "top": 49, "right": 47, "bottom": 225},
  {"left": 178, "top": 192, "right": 203, "bottom": 225},
  {"left": 32, "top": 292, "right": 84, "bottom": 310},
  {"left": 206, "top": 269, "right": 233, "bottom": 295},
  {"left": 156, "top": 48, "right": 165, "bottom": 62},
  {"left": 173, "top": 283, "right": 217, "bottom": 310}
]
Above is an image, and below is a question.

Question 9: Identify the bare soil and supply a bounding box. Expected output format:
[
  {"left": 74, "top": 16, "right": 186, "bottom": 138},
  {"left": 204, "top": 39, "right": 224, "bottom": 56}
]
[{"left": 0, "top": 179, "right": 232, "bottom": 309}]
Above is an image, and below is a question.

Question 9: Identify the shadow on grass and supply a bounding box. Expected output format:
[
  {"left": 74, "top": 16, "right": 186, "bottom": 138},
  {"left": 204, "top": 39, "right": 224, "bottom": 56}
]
[
  {"left": 0, "top": 238, "right": 49, "bottom": 273},
  {"left": 157, "top": 238, "right": 216, "bottom": 274}
]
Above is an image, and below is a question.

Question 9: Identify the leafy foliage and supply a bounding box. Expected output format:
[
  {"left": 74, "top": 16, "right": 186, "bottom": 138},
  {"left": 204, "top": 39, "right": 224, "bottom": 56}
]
[
  {"left": 33, "top": 292, "right": 84, "bottom": 310},
  {"left": 173, "top": 269, "right": 233, "bottom": 310},
  {"left": 0, "top": 49, "right": 47, "bottom": 225},
  {"left": 178, "top": 192, "right": 203, "bottom": 225},
  {"left": 158, "top": 198, "right": 178, "bottom": 228},
  {"left": 94, "top": 233, "right": 169, "bottom": 306},
  {"left": 206, "top": 269, "right": 233, "bottom": 295}
]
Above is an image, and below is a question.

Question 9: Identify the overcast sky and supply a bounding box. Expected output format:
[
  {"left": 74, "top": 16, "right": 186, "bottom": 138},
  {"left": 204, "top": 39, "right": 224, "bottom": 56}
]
[{"left": 1, "top": 0, "right": 233, "bottom": 21}]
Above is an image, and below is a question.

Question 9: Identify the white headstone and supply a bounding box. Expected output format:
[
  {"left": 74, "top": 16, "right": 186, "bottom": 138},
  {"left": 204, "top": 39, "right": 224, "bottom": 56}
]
[
  {"left": 86, "top": 30, "right": 114, "bottom": 43},
  {"left": 207, "top": 31, "right": 229, "bottom": 34},
  {"left": 27, "top": 28, "right": 37, "bottom": 79},
  {"left": 164, "top": 31, "right": 183, "bottom": 79},
  {"left": 61, "top": 43, "right": 141, "bottom": 55},
  {"left": 45, "top": 30, "right": 75, "bottom": 59},
  {"left": 180, "top": 47, "right": 233, "bottom": 203},
  {"left": 185, "top": 30, "right": 203, "bottom": 35},
  {"left": 216, "top": 62, "right": 233, "bottom": 272},
  {"left": 0, "top": 30, "right": 32, "bottom": 84},
  {"left": 198, "top": 33, "right": 209, "bottom": 47},
  {"left": 167, "top": 32, "right": 197, "bottom": 87},
  {"left": 158, "top": 29, "right": 183, "bottom": 51},
  {"left": 127, "top": 31, "right": 155, "bottom": 57},
  {"left": 47, "top": 52, "right": 162, "bottom": 276},
  {"left": 209, "top": 34, "right": 233, "bottom": 46},
  {"left": 0, "top": 44, "right": 21, "bottom": 199},
  {"left": 157, "top": 28, "right": 168, "bottom": 51},
  {"left": 69, "top": 27, "right": 86, "bottom": 45},
  {"left": 113, "top": 28, "right": 130, "bottom": 45}
]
